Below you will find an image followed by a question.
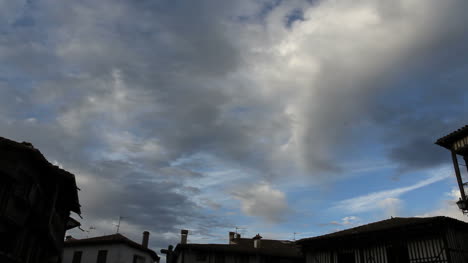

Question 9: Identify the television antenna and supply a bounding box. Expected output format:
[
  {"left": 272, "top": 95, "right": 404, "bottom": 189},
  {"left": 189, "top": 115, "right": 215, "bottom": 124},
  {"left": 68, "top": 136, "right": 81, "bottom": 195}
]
[
  {"left": 115, "top": 216, "right": 125, "bottom": 233},
  {"left": 293, "top": 232, "right": 300, "bottom": 241},
  {"left": 235, "top": 226, "right": 246, "bottom": 234},
  {"left": 85, "top": 226, "right": 96, "bottom": 238}
]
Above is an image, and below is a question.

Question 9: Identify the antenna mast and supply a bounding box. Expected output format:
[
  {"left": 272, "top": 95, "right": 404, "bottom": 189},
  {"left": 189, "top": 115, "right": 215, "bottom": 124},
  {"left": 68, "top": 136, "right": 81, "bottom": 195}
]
[
  {"left": 293, "top": 232, "right": 299, "bottom": 241},
  {"left": 115, "top": 216, "right": 123, "bottom": 233},
  {"left": 235, "top": 226, "right": 245, "bottom": 234},
  {"left": 85, "top": 226, "right": 96, "bottom": 238}
]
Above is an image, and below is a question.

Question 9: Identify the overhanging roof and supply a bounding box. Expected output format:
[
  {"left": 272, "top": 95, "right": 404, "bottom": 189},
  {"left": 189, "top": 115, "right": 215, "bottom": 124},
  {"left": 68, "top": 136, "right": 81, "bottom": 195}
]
[
  {"left": 435, "top": 125, "right": 468, "bottom": 150},
  {"left": 0, "top": 136, "right": 81, "bottom": 214}
]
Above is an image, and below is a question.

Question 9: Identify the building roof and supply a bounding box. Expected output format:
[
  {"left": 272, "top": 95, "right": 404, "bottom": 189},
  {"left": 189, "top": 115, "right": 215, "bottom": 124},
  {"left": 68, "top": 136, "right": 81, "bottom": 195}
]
[
  {"left": 65, "top": 233, "right": 159, "bottom": 260},
  {"left": 297, "top": 216, "right": 468, "bottom": 246},
  {"left": 0, "top": 136, "right": 81, "bottom": 214},
  {"left": 174, "top": 238, "right": 301, "bottom": 258},
  {"left": 435, "top": 125, "right": 468, "bottom": 150},
  {"left": 66, "top": 217, "right": 81, "bottom": 230}
]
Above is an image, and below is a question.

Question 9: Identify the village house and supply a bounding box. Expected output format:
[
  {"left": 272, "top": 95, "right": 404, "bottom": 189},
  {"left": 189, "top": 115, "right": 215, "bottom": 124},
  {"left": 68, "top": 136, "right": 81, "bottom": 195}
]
[
  {"left": 0, "top": 137, "right": 81, "bottom": 263},
  {"left": 62, "top": 232, "right": 160, "bottom": 263},
  {"left": 435, "top": 125, "right": 468, "bottom": 213},
  {"left": 164, "top": 230, "right": 302, "bottom": 263},
  {"left": 296, "top": 216, "right": 468, "bottom": 263}
]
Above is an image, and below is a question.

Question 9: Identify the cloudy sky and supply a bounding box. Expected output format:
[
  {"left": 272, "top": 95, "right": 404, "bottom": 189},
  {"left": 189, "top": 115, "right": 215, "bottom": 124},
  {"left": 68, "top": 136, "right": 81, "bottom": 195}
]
[{"left": 1, "top": 0, "right": 468, "bottom": 254}]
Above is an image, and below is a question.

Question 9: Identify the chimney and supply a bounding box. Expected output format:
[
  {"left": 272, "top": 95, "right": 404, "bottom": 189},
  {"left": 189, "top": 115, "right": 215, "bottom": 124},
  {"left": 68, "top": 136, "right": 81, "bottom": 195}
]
[
  {"left": 253, "top": 234, "right": 262, "bottom": 248},
  {"left": 161, "top": 245, "right": 174, "bottom": 263},
  {"left": 142, "top": 231, "right": 150, "bottom": 248},
  {"left": 229, "top": 232, "right": 235, "bottom": 244},
  {"left": 181, "top": 229, "right": 188, "bottom": 244},
  {"left": 236, "top": 233, "right": 241, "bottom": 239}
]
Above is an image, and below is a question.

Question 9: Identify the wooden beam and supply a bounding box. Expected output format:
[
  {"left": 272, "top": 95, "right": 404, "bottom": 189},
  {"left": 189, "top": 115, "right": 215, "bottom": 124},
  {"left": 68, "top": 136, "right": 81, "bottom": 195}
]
[{"left": 451, "top": 151, "right": 466, "bottom": 201}]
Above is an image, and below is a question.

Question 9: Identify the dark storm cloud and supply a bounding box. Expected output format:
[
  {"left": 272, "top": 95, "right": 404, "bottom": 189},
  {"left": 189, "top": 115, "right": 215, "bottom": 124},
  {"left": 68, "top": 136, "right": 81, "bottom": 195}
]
[
  {"left": 0, "top": 0, "right": 306, "bottom": 249},
  {"left": 74, "top": 159, "right": 228, "bottom": 249},
  {"left": 0, "top": 0, "right": 252, "bottom": 250},
  {"left": 365, "top": 2, "right": 468, "bottom": 171},
  {"left": 294, "top": 0, "right": 468, "bottom": 174}
]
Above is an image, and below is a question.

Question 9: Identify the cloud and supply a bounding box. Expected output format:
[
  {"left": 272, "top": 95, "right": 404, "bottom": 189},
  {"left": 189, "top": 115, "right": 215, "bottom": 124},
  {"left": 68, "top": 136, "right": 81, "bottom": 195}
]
[
  {"left": 2, "top": 0, "right": 467, "bottom": 179},
  {"left": 334, "top": 168, "right": 451, "bottom": 214},
  {"left": 377, "top": 198, "right": 403, "bottom": 217},
  {"left": 341, "top": 216, "right": 359, "bottom": 225},
  {"left": 0, "top": 0, "right": 468, "bottom": 252},
  {"left": 420, "top": 188, "right": 468, "bottom": 222},
  {"left": 232, "top": 183, "right": 290, "bottom": 223},
  {"left": 67, "top": 160, "right": 229, "bottom": 249},
  {"left": 0, "top": 0, "right": 27, "bottom": 24},
  {"left": 319, "top": 216, "right": 360, "bottom": 227}
]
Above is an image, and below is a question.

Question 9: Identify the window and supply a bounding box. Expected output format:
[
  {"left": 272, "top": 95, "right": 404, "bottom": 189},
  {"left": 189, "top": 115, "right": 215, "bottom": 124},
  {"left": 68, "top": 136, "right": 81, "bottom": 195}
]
[
  {"left": 72, "top": 251, "right": 83, "bottom": 263},
  {"left": 239, "top": 255, "right": 249, "bottom": 263},
  {"left": 215, "top": 255, "right": 225, "bottom": 263},
  {"left": 0, "top": 178, "right": 12, "bottom": 212},
  {"left": 133, "top": 255, "right": 146, "bottom": 263},
  {"left": 386, "top": 244, "right": 409, "bottom": 263},
  {"left": 196, "top": 253, "right": 207, "bottom": 261},
  {"left": 97, "top": 250, "right": 107, "bottom": 263},
  {"left": 337, "top": 251, "right": 355, "bottom": 263}
]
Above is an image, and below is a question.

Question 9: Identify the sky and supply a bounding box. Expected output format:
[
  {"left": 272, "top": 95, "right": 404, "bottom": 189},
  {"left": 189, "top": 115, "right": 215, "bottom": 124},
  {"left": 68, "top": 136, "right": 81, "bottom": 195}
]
[{"left": 1, "top": 0, "right": 468, "bottom": 255}]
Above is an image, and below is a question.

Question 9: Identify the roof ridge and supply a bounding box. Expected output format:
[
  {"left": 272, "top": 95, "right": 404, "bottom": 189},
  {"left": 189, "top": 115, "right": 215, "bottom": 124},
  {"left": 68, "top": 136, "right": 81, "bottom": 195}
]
[
  {"left": 297, "top": 216, "right": 468, "bottom": 243},
  {"left": 66, "top": 233, "right": 132, "bottom": 243},
  {"left": 65, "top": 233, "right": 159, "bottom": 260}
]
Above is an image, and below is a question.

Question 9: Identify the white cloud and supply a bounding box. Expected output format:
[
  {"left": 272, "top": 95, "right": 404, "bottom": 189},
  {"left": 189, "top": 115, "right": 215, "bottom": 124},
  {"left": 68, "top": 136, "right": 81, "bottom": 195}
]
[
  {"left": 57, "top": 68, "right": 155, "bottom": 135},
  {"left": 102, "top": 131, "right": 167, "bottom": 163},
  {"left": 341, "top": 216, "right": 359, "bottom": 225},
  {"left": 377, "top": 197, "right": 403, "bottom": 217},
  {"left": 322, "top": 216, "right": 361, "bottom": 227},
  {"left": 334, "top": 167, "right": 452, "bottom": 214},
  {"left": 232, "top": 183, "right": 289, "bottom": 223},
  {"left": 420, "top": 188, "right": 468, "bottom": 222},
  {"left": 228, "top": 0, "right": 468, "bottom": 174}
]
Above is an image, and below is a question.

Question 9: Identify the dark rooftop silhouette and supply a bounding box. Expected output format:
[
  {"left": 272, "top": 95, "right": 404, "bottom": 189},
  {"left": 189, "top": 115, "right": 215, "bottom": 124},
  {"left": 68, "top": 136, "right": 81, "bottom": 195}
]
[
  {"left": 175, "top": 238, "right": 302, "bottom": 258},
  {"left": 65, "top": 233, "right": 159, "bottom": 261},
  {"left": 297, "top": 216, "right": 468, "bottom": 244},
  {"left": 435, "top": 125, "right": 468, "bottom": 150},
  {"left": 0, "top": 136, "right": 81, "bottom": 214}
]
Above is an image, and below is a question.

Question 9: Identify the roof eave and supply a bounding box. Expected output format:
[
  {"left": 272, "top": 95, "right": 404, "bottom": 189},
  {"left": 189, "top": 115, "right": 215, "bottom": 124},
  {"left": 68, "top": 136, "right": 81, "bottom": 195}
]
[{"left": 435, "top": 125, "right": 468, "bottom": 149}]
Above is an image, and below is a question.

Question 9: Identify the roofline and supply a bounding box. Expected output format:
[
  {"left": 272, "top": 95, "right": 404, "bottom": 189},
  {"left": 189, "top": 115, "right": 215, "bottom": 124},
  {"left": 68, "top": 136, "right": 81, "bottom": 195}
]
[
  {"left": 435, "top": 125, "right": 468, "bottom": 150},
  {"left": 0, "top": 136, "right": 81, "bottom": 214},
  {"left": 65, "top": 235, "right": 159, "bottom": 260},
  {"left": 173, "top": 243, "right": 302, "bottom": 258},
  {"left": 296, "top": 216, "right": 468, "bottom": 244}
]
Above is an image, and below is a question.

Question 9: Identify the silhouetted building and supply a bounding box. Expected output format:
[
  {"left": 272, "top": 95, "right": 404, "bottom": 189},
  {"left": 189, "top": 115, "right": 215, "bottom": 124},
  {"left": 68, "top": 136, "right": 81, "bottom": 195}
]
[
  {"left": 168, "top": 230, "right": 302, "bottom": 263},
  {"left": 435, "top": 125, "right": 468, "bottom": 213},
  {"left": 62, "top": 232, "right": 159, "bottom": 263},
  {"left": 297, "top": 216, "right": 468, "bottom": 263},
  {"left": 0, "top": 137, "right": 81, "bottom": 263}
]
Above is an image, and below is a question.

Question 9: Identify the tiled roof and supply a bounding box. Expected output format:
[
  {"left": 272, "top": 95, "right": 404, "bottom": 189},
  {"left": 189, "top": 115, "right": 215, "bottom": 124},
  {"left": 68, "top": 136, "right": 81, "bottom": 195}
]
[
  {"left": 65, "top": 233, "right": 159, "bottom": 260},
  {"left": 435, "top": 125, "right": 468, "bottom": 149},
  {"left": 175, "top": 238, "right": 301, "bottom": 258},
  {"left": 297, "top": 216, "right": 468, "bottom": 244}
]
